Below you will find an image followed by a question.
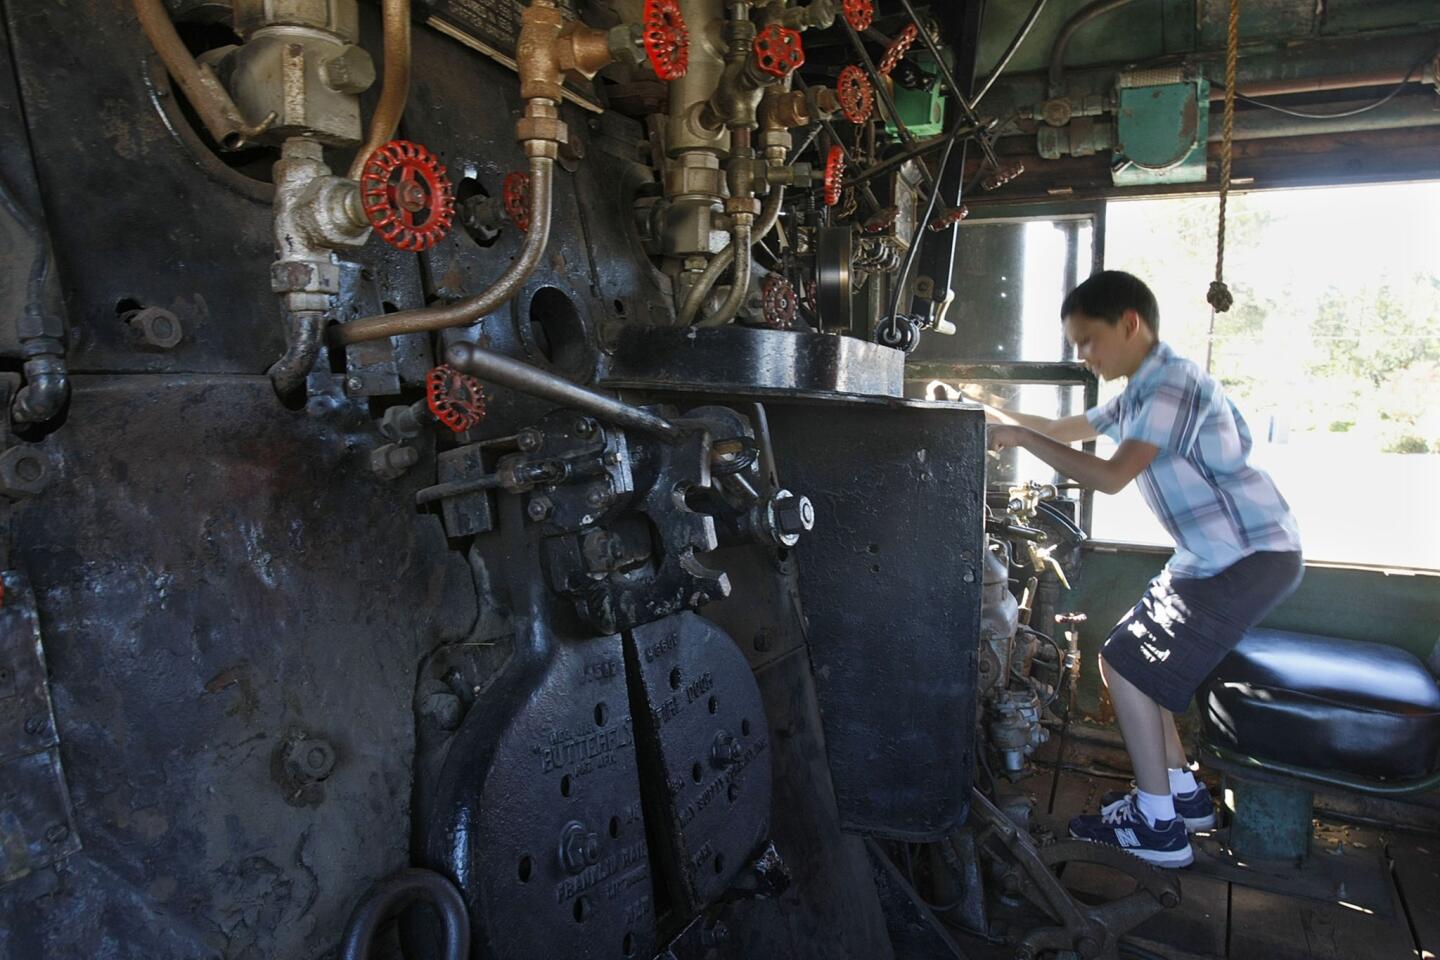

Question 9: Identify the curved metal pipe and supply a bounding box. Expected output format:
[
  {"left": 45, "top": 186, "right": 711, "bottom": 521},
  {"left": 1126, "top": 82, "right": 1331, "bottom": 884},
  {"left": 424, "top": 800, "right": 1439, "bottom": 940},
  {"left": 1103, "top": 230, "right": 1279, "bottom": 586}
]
[
  {"left": 1047, "top": 0, "right": 1142, "bottom": 97},
  {"left": 331, "top": 155, "right": 555, "bottom": 345},
  {"left": 130, "top": 0, "right": 273, "bottom": 149},
  {"left": 268, "top": 309, "right": 327, "bottom": 396},
  {"left": 695, "top": 220, "right": 752, "bottom": 328},
  {"left": 973, "top": 0, "right": 1050, "bottom": 107},
  {"left": 2, "top": 169, "right": 69, "bottom": 425},
  {"left": 677, "top": 237, "right": 740, "bottom": 327},
  {"left": 444, "top": 342, "right": 683, "bottom": 441},
  {"left": 13, "top": 354, "right": 69, "bottom": 425},
  {"left": 338, "top": 868, "right": 470, "bottom": 960},
  {"left": 676, "top": 185, "right": 783, "bottom": 326},
  {"left": 348, "top": 0, "right": 412, "bottom": 181}
]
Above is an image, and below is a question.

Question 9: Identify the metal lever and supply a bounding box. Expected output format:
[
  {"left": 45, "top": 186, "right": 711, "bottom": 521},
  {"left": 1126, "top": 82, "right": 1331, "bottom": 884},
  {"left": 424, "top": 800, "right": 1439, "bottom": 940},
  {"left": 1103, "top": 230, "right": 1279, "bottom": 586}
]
[{"left": 444, "top": 342, "right": 682, "bottom": 442}]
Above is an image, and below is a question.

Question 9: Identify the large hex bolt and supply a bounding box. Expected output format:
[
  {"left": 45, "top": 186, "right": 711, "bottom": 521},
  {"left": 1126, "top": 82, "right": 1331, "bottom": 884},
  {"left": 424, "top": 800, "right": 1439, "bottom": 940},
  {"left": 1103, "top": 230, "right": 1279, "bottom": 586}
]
[
  {"left": 369, "top": 442, "right": 419, "bottom": 480},
  {"left": 527, "top": 494, "right": 553, "bottom": 521},
  {"left": 711, "top": 730, "right": 743, "bottom": 769},
  {"left": 127, "top": 307, "right": 184, "bottom": 350},
  {"left": 770, "top": 491, "right": 815, "bottom": 546},
  {"left": 283, "top": 737, "right": 337, "bottom": 783},
  {"left": 0, "top": 445, "right": 51, "bottom": 498},
  {"left": 559, "top": 821, "right": 600, "bottom": 875}
]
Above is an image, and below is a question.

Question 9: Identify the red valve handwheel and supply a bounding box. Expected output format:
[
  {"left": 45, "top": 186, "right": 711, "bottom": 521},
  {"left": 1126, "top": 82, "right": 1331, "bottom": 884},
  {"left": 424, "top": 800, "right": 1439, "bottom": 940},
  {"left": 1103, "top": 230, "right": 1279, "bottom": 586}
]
[
  {"left": 822, "top": 145, "right": 845, "bottom": 207},
  {"left": 426, "top": 363, "right": 486, "bottom": 433},
  {"left": 864, "top": 205, "right": 899, "bottom": 233},
  {"left": 643, "top": 0, "right": 689, "bottom": 81},
  {"left": 752, "top": 24, "right": 805, "bottom": 78},
  {"left": 836, "top": 65, "right": 874, "bottom": 123},
  {"left": 359, "top": 140, "right": 455, "bottom": 252},
  {"left": 928, "top": 204, "right": 970, "bottom": 232},
  {"left": 842, "top": 0, "right": 874, "bottom": 32},
  {"left": 503, "top": 171, "right": 531, "bottom": 232},
  {"left": 761, "top": 275, "right": 798, "bottom": 328},
  {"left": 982, "top": 161, "right": 1025, "bottom": 191},
  {"left": 878, "top": 23, "right": 918, "bottom": 77}
]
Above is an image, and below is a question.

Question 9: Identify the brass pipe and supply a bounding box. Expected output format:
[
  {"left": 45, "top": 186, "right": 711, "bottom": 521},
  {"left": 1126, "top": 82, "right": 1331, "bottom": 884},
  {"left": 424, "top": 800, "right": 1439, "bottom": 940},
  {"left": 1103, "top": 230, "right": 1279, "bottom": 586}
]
[
  {"left": 677, "top": 186, "right": 781, "bottom": 326},
  {"left": 348, "top": 0, "right": 412, "bottom": 181},
  {"left": 331, "top": 155, "right": 555, "bottom": 344},
  {"left": 130, "top": 0, "right": 274, "bottom": 149},
  {"left": 694, "top": 218, "right": 753, "bottom": 327},
  {"left": 679, "top": 186, "right": 784, "bottom": 323}
]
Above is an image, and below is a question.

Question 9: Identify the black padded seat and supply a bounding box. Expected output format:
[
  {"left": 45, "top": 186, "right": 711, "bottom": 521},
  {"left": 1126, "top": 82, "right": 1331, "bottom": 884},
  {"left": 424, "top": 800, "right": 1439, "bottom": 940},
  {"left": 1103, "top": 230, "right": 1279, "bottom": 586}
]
[{"left": 1200, "top": 628, "right": 1440, "bottom": 782}]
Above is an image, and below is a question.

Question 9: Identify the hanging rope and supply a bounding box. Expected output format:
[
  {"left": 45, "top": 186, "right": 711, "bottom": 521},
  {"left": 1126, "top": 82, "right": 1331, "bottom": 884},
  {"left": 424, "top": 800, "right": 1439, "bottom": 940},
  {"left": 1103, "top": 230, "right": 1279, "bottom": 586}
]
[{"left": 1206, "top": 0, "right": 1239, "bottom": 314}]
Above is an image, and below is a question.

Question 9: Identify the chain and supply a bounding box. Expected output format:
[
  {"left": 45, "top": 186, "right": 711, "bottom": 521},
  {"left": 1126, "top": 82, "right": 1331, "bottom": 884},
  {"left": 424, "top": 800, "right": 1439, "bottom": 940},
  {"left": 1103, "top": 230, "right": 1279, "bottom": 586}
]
[{"left": 1206, "top": 0, "right": 1239, "bottom": 314}]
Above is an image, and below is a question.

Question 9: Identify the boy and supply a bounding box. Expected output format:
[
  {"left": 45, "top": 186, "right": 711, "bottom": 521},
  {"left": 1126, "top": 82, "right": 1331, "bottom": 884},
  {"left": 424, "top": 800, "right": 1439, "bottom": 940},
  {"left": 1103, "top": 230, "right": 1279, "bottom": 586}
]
[{"left": 986, "top": 270, "right": 1302, "bottom": 868}]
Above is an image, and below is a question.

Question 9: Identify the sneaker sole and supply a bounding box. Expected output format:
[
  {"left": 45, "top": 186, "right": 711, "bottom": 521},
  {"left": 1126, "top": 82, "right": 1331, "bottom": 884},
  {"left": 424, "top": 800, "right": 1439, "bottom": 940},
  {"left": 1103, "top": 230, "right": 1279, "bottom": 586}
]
[{"left": 1069, "top": 834, "right": 1196, "bottom": 868}]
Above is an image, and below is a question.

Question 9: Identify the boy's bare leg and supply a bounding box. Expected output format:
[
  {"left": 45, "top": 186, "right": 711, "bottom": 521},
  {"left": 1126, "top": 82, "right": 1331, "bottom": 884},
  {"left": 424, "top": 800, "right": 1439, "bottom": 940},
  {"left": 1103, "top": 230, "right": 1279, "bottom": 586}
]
[
  {"left": 1161, "top": 710, "right": 1188, "bottom": 771},
  {"left": 1099, "top": 654, "right": 1170, "bottom": 796}
]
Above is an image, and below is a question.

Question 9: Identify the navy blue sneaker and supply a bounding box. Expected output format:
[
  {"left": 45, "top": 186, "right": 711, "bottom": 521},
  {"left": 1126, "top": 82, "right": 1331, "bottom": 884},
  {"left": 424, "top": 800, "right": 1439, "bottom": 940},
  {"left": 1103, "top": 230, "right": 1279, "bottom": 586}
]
[
  {"left": 1099, "top": 785, "right": 1217, "bottom": 832},
  {"left": 1069, "top": 796, "right": 1195, "bottom": 868}
]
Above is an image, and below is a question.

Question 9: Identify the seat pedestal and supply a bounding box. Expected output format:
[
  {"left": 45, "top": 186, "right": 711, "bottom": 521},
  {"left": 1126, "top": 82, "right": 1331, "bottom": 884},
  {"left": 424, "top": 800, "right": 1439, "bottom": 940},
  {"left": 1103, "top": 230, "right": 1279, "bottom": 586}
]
[{"left": 1228, "top": 776, "right": 1313, "bottom": 861}]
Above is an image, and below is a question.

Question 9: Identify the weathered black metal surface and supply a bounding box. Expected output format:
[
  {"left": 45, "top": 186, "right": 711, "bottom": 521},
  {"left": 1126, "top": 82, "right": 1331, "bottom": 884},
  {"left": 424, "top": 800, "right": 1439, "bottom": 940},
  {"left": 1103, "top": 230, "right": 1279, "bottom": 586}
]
[
  {"left": 767, "top": 398, "right": 986, "bottom": 841},
  {"left": 600, "top": 327, "right": 906, "bottom": 399},
  {"left": 625, "top": 612, "right": 771, "bottom": 913},
  {"left": 0, "top": 15, "right": 64, "bottom": 362},
  {"left": 3, "top": 4, "right": 278, "bottom": 372},
  {"left": 420, "top": 623, "right": 658, "bottom": 960},
  {"left": 401, "top": 27, "right": 662, "bottom": 379},
  {"left": 540, "top": 418, "right": 729, "bottom": 635},
  {"left": 0, "top": 571, "right": 81, "bottom": 885},
  {"left": 0, "top": 375, "right": 476, "bottom": 959},
  {"left": 864, "top": 839, "right": 972, "bottom": 960}
]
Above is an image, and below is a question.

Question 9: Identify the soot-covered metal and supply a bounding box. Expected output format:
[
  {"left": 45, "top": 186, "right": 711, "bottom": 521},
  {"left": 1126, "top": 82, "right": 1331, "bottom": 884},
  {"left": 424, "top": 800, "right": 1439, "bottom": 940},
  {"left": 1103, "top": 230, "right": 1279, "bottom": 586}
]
[{"left": 0, "top": 0, "right": 1133, "bottom": 956}]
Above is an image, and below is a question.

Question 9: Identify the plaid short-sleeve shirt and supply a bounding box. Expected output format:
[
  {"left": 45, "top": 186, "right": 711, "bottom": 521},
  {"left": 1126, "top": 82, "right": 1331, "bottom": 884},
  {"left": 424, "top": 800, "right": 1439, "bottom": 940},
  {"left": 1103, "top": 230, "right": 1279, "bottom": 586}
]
[{"left": 1086, "top": 341, "right": 1301, "bottom": 578}]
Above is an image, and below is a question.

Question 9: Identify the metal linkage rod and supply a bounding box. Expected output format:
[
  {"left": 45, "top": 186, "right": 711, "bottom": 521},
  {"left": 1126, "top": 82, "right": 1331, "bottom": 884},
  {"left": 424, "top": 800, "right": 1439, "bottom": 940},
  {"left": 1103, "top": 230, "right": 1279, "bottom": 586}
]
[
  {"left": 845, "top": 127, "right": 978, "bottom": 187},
  {"left": 792, "top": 76, "right": 886, "bottom": 210},
  {"left": 839, "top": 19, "right": 916, "bottom": 145},
  {"left": 444, "top": 342, "right": 683, "bottom": 442},
  {"left": 892, "top": 0, "right": 1000, "bottom": 167},
  {"left": 972, "top": 0, "right": 1050, "bottom": 108}
]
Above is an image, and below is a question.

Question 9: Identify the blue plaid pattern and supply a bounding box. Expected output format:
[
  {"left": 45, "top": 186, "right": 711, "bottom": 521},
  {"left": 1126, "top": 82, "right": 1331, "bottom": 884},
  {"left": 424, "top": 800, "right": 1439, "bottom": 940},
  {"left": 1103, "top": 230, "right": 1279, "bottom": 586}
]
[{"left": 1087, "top": 342, "right": 1301, "bottom": 577}]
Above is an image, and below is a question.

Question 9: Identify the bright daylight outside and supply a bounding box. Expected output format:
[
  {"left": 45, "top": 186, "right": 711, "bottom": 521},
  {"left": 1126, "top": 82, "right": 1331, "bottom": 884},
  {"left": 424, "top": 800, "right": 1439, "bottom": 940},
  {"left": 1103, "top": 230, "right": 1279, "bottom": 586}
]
[{"left": 1092, "top": 181, "right": 1440, "bottom": 570}]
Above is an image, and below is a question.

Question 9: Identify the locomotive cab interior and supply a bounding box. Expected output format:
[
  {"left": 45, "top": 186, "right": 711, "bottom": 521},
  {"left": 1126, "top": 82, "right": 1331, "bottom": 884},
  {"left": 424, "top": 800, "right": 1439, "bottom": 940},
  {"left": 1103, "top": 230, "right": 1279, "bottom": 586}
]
[{"left": 0, "top": 1, "right": 1437, "bottom": 958}]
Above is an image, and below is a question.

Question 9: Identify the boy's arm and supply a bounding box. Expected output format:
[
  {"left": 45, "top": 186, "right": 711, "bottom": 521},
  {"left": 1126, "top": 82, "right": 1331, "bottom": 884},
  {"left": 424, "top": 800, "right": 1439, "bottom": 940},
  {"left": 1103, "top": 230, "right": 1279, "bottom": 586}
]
[
  {"left": 971, "top": 396, "right": 1099, "bottom": 444},
  {"left": 989, "top": 425, "right": 1157, "bottom": 495}
]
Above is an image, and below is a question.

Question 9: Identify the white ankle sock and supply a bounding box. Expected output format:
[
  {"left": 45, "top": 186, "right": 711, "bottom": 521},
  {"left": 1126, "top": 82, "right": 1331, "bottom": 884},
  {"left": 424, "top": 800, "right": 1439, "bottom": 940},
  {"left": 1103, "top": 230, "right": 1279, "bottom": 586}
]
[
  {"left": 1168, "top": 767, "right": 1199, "bottom": 794},
  {"left": 1136, "top": 789, "right": 1176, "bottom": 825}
]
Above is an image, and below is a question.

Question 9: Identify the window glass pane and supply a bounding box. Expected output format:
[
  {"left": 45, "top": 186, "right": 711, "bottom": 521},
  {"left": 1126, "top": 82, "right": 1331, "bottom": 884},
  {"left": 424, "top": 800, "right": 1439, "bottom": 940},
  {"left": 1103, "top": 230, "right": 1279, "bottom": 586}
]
[
  {"left": 912, "top": 218, "right": 1094, "bottom": 365},
  {"left": 1096, "top": 183, "right": 1440, "bottom": 569}
]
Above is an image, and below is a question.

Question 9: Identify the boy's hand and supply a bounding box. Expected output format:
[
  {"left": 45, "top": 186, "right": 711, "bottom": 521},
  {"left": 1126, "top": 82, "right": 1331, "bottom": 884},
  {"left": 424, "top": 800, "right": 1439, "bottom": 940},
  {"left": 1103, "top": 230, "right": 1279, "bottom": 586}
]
[{"left": 987, "top": 424, "right": 1028, "bottom": 451}]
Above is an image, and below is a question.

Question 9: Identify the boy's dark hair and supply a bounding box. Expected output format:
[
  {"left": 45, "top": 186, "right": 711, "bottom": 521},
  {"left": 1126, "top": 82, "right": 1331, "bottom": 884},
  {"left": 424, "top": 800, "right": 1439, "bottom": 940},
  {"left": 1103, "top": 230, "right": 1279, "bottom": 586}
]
[{"left": 1060, "top": 270, "right": 1159, "bottom": 335}]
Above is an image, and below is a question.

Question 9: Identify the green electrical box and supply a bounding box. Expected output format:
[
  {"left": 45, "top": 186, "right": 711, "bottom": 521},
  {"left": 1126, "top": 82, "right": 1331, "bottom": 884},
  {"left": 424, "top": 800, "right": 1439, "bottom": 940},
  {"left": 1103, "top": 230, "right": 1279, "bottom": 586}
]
[
  {"left": 1112, "top": 76, "right": 1210, "bottom": 186},
  {"left": 884, "top": 50, "right": 947, "bottom": 138}
]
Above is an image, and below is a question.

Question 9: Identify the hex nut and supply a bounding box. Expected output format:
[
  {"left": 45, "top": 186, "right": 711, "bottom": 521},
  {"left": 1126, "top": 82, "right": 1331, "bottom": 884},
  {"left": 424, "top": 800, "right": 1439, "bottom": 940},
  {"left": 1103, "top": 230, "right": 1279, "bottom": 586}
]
[
  {"left": 128, "top": 307, "right": 184, "bottom": 349},
  {"left": 369, "top": 442, "right": 419, "bottom": 480},
  {"left": 320, "top": 44, "right": 376, "bottom": 94},
  {"left": 773, "top": 493, "right": 815, "bottom": 537},
  {"left": 284, "top": 737, "right": 336, "bottom": 782},
  {"left": 0, "top": 445, "right": 51, "bottom": 497}
]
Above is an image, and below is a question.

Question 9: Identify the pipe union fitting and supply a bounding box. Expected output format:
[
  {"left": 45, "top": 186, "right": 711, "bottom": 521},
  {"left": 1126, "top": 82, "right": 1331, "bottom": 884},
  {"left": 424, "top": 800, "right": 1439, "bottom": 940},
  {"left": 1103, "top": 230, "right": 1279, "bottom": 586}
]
[
  {"left": 515, "top": 115, "right": 570, "bottom": 146},
  {"left": 271, "top": 260, "right": 342, "bottom": 296},
  {"left": 724, "top": 197, "right": 761, "bottom": 217}
]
